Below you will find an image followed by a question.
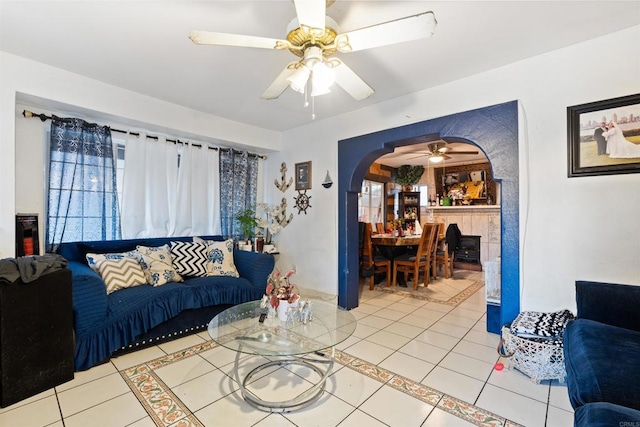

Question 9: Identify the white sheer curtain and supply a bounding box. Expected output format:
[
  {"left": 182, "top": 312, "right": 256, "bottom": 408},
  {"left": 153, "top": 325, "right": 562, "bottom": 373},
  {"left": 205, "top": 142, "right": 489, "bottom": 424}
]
[
  {"left": 121, "top": 134, "right": 220, "bottom": 238},
  {"left": 174, "top": 144, "right": 220, "bottom": 236},
  {"left": 120, "top": 133, "right": 179, "bottom": 238}
]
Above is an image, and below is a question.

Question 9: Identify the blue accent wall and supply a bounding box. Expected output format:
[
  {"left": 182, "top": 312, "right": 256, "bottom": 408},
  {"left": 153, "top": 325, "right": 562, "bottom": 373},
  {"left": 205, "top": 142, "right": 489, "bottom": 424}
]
[{"left": 337, "top": 101, "right": 520, "bottom": 331}]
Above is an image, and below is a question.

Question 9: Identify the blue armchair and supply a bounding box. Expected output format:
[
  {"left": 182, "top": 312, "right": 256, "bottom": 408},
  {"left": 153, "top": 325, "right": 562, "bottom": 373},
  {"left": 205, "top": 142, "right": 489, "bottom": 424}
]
[{"left": 564, "top": 281, "right": 640, "bottom": 426}]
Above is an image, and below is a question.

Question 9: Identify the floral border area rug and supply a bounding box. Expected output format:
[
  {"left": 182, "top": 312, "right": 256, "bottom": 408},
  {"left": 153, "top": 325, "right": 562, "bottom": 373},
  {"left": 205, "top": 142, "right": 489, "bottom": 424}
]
[
  {"left": 121, "top": 338, "right": 523, "bottom": 427},
  {"left": 373, "top": 276, "right": 485, "bottom": 307}
]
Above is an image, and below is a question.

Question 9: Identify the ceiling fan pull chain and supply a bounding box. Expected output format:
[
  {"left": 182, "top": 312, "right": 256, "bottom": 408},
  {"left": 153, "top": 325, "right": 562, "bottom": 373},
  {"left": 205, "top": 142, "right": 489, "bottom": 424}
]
[
  {"left": 304, "top": 80, "right": 310, "bottom": 108},
  {"left": 307, "top": 73, "right": 316, "bottom": 120}
]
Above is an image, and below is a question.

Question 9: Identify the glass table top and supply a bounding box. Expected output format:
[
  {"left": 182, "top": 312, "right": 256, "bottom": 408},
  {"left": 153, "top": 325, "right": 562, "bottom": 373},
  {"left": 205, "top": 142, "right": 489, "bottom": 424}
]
[{"left": 208, "top": 299, "right": 357, "bottom": 357}]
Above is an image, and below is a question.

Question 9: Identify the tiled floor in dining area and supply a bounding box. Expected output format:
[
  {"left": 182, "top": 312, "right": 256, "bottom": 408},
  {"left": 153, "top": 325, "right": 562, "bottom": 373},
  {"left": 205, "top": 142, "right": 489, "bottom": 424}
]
[{"left": 0, "top": 271, "right": 574, "bottom": 427}]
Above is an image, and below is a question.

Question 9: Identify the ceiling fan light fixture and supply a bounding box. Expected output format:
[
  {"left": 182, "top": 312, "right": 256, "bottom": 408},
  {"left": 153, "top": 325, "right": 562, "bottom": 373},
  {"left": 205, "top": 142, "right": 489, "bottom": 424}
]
[
  {"left": 287, "top": 66, "right": 311, "bottom": 93},
  {"left": 429, "top": 155, "right": 444, "bottom": 163},
  {"left": 310, "top": 60, "right": 335, "bottom": 95},
  {"left": 310, "top": 81, "right": 331, "bottom": 97}
]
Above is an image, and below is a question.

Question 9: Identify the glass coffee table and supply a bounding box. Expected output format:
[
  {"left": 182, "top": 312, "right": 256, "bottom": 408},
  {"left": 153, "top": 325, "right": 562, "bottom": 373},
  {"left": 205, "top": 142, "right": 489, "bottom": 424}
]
[{"left": 208, "top": 299, "right": 357, "bottom": 412}]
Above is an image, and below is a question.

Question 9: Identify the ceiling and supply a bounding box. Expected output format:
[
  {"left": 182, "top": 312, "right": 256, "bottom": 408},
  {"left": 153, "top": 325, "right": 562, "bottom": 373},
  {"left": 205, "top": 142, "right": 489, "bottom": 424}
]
[{"left": 2, "top": 1, "right": 639, "bottom": 135}]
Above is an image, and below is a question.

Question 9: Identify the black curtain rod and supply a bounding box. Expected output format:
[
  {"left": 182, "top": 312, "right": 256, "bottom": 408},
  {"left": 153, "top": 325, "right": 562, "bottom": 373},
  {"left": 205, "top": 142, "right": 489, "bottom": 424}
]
[{"left": 22, "top": 110, "right": 266, "bottom": 159}]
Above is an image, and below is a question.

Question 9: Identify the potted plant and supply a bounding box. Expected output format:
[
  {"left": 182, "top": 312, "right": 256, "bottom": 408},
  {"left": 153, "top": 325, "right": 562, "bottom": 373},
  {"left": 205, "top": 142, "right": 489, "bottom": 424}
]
[
  {"left": 235, "top": 207, "right": 259, "bottom": 246},
  {"left": 394, "top": 165, "right": 425, "bottom": 190}
]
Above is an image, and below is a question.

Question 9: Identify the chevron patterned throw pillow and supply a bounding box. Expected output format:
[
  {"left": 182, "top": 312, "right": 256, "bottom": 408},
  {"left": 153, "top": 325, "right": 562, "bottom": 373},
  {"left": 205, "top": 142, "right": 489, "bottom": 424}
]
[
  {"left": 97, "top": 257, "right": 146, "bottom": 294},
  {"left": 86, "top": 250, "right": 138, "bottom": 272},
  {"left": 169, "top": 241, "right": 210, "bottom": 278}
]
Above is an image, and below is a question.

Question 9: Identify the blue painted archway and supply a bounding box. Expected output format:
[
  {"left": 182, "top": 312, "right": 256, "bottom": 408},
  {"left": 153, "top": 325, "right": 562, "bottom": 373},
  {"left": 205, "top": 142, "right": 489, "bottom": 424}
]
[{"left": 337, "top": 101, "right": 519, "bottom": 331}]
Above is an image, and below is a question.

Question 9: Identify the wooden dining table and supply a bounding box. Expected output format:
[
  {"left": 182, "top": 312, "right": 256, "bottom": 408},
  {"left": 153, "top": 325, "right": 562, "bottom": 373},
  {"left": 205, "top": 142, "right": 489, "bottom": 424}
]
[
  {"left": 371, "top": 234, "right": 422, "bottom": 247},
  {"left": 371, "top": 232, "right": 445, "bottom": 286},
  {"left": 370, "top": 234, "right": 421, "bottom": 287},
  {"left": 371, "top": 232, "right": 444, "bottom": 247}
]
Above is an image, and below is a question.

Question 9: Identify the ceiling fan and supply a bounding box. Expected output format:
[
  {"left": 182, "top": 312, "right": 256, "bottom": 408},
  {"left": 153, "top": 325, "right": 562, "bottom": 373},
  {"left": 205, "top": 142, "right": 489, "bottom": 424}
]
[
  {"left": 189, "top": 0, "right": 437, "bottom": 107},
  {"left": 408, "top": 142, "right": 480, "bottom": 163}
]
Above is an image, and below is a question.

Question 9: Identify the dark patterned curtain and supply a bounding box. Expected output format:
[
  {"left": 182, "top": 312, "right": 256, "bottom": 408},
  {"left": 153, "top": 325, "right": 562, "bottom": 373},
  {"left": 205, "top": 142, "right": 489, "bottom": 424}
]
[
  {"left": 47, "top": 116, "right": 120, "bottom": 252},
  {"left": 219, "top": 149, "right": 259, "bottom": 239}
]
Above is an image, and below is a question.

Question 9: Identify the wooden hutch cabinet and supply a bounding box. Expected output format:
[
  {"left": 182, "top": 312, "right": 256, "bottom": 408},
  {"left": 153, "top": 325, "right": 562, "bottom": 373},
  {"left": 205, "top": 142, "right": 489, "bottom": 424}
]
[{"left": 386, "top": 191, "right": 421, "bottom": 224}]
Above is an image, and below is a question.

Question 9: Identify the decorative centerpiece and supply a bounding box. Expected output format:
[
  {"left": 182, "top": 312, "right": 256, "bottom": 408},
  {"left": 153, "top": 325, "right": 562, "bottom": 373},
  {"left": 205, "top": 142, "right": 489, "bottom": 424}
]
[{"left": 264, "top": 268, "right": 299, "bottom": 321}]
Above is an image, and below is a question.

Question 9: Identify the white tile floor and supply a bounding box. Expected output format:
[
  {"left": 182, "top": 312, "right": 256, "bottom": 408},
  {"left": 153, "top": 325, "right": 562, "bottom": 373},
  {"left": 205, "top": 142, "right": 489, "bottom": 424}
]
[{"left": 0, "top": 272, "right": 574, "bottom": 427}]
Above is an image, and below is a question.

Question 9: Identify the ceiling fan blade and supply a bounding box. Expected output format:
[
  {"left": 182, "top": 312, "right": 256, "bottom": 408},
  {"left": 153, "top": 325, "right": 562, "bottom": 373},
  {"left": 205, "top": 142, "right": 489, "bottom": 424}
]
[
  {"left": 407, "top": 154, "right": 431, "bottom": 160},
  {"left": 335, "top": 11, "right": 437, "bottom": 53},
  {"left": 189, "top": 31, "right": 288, "bottom": 50},
  {"left": 260, "top": 62, "right": 301, "bottom": 100},
  {"left": 429, "top": 154, "right": 452, "bottom": 161},
  {"left": 331, "top": 59, "right": 374, "bottom": 100},
  {"left": 293, "top": 0, "right": 326, "bottom": 31},
  {"left": 446, "top": 150, "right": 480, "bottom": 155}
]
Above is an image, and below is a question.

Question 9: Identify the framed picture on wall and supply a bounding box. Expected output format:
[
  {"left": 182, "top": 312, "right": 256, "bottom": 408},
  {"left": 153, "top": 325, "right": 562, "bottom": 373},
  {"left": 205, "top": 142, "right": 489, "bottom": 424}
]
[
  {"left": 295, "top": 161, "right": 312, "bottom": 190},
  {"left": 567, "top": 93, "right": 640, "bottom": 177}
]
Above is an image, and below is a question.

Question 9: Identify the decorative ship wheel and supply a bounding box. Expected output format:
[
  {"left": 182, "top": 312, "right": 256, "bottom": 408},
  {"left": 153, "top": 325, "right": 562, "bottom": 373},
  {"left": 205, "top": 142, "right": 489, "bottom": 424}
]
[{"left": 294, "top": 190, "right": 312, "bottom": 214}]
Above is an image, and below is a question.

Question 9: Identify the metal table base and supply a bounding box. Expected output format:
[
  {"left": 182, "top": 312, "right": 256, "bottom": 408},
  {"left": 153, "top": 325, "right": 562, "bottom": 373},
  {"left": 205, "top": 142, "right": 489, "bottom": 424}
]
[{"left": 234, "top": 346, "right": 335, "bottom": 413}]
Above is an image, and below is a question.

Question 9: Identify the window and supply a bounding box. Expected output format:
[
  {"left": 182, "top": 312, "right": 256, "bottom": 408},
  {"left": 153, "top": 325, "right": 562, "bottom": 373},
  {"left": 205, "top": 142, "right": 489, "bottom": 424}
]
[
  {"left": 46, "top": 118, "right": 120, "bottom": 251},
  {"left": 419, "top": 185, "right": 429, "bottom": 206},
  {"left": 358, "top": 180, "right": 384, "bottom": 224}
]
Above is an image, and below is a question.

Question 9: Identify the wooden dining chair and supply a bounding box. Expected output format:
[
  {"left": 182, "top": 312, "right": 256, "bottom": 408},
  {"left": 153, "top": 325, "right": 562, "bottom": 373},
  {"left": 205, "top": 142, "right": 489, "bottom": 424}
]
[
  {"left": 436, "top": 244, "right": 455, "bottom": 279},
  {"left": 436, "top": 223, "right": 455, "bottom": 279},
  {"left": 430, "top": 223, "right": 444, "bottom": 280},
  {"left": 375, "top": 223, "right": 385, "bottom": 234},
  {"left": 392, "top": 223, "right": 438, "bottom": 290},
  {"left": 361, "top": 223, "right": 391, "bottom": 290}
]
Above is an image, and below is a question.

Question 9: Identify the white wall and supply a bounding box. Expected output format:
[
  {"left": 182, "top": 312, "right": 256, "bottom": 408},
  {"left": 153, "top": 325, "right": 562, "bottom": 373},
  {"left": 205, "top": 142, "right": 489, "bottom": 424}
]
[
  {"left": 265, "top": 25, "right": 640, "bottom": 312},
  {"left": 13, "top": 103, "right": 48, "bottom": 254},
  {"left": 0, "top": 51, "right": 281, "bottom": 257}
]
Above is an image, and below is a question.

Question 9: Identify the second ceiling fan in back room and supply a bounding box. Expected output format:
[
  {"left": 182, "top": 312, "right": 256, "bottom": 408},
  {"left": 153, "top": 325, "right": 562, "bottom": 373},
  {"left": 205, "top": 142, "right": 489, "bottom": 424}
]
[
  {"left": 189, "top": 0, "right": 437, "bottom": 118},
  {"left": 408, "top": 141, "right": 480, "bottom": 163}
]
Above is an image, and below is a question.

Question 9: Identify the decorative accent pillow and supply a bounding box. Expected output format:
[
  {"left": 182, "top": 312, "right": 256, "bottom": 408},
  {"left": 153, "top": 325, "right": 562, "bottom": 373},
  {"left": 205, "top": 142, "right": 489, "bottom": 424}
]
[
  {"left": 136, "top": 244, "right": 183, "bottom": 286},
  {"left": 86, "top": 250, "right": 138, "bottom": 272},
  {"left": 510, "top": 310, "right": 575, "bottom": 338},
  {"left": 169, "top": 241, "right": 210, "bottom": 277},
  {"left": 194, "top": 237, "right": 240, "bottom": 277},
  {"left": 97, "top": 257, "right": 146, "bottom": 294}
]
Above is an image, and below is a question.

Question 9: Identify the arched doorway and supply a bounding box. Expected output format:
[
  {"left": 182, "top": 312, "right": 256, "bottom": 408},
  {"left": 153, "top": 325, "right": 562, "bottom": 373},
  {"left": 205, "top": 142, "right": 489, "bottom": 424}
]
[{"left": 337, "top": 101, "right": 519, "bottom": 331}]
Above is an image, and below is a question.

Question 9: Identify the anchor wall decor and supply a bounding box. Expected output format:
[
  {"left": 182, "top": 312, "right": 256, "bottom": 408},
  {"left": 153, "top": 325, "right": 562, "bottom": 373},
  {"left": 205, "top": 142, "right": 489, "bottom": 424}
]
[
  {"left": 274, "top": 197, "right": 293, "bottom": 227},
  {"left": 274, "top": 162, "right": 293, "bottom": 192}
]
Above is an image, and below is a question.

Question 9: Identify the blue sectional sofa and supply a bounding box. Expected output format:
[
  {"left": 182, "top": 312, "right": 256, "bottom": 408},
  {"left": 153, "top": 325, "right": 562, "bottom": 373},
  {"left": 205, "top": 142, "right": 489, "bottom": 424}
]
[
  {"left": 58, "top": 236, "right": 274, "bottom": 371},
  {"left": 564, "top": 281, "right": 640, "bottom": 426}
]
